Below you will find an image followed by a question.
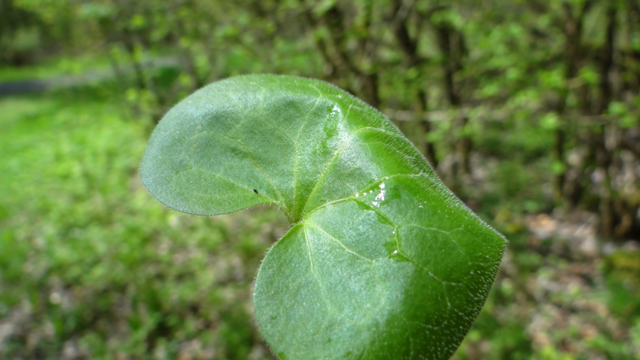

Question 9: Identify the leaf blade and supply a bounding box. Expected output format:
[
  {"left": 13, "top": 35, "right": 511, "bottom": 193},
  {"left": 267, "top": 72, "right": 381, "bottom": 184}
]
[{"left": 141, "top": 74, "right": 506, "bottom": 360}]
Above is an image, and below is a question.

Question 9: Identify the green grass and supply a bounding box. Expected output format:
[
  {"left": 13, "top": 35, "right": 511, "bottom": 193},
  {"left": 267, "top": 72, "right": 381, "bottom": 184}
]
[{"left": 0, "top": 88, "right": 286, "bottom": 359}]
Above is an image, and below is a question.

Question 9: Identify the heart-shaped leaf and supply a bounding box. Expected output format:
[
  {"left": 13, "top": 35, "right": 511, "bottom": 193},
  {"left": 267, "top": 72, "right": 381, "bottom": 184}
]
[{"left": 140, "top": 75, "right": 506, "bottom": 360}]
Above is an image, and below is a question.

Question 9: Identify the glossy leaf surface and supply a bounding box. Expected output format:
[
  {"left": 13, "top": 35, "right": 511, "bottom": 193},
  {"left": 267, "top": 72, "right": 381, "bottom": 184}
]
[{"left": 140, "top": 75, "right": 506, "bottom": 360}]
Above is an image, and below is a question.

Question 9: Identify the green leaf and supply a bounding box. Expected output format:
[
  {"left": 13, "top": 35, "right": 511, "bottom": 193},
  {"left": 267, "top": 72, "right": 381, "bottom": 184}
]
[
  {"left": 608, "top": 101, "right": 627, "bottom": 116},
  {"left": 130, "top": 14, "right": 147, "bottom": 30},
  {"left": 140, "top": 75, "right": 506, "bottom": 360},
  {"left": 540, "top": 112, "right": 561, "bottom": 131},
  {"left": 551, "top": 160, "right": 566, "bottom": 175},
  {"left": 579, "top": 66, "right": 599, "bottom": 85},
  {"left": 620, "top": 115, "right": 637, "bottom": 129},
  {"left": 539, "top": 68, "right": 565, "bottom": 90}
]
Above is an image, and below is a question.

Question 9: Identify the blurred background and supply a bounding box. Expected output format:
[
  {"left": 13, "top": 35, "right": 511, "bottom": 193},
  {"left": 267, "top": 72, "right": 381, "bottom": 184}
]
[{"left": 1, "top": 0, "right": 640, "bottom": 359}]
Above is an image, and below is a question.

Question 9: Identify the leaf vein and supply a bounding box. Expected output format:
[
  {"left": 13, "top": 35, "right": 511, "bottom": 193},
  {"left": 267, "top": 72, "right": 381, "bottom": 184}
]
[
  {"left": 292, "top": 97, "right": 322, "bottom": 216},
  {"left": 307, "top": 222, "right": 374, "bottom": 264},
  {"left": 302, "top": 173, "right": 424, "bottom": 219},
  {"left": 194, "top": 167, "right": 277, "bottom": 202},
  {"left": 195, "top": 130, "right": 287, "bottom": 207},
  {"left": 303, "top": 226, "right": 333, "bottom": 312},
  {"left": 299, "top": 138, "right": 350, "bottom": 216}
]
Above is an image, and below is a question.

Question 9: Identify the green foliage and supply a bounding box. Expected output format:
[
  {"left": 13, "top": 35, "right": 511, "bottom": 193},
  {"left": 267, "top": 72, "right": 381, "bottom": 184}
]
[
  {"left": 140, "top": 75, "right": 506, "bottom": 359},
  {"left": 602, "top": 251, "right": 640, "bottom": 322}
]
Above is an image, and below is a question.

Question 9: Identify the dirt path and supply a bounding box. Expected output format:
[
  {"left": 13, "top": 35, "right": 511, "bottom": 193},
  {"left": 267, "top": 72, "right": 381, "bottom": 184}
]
[{"left": 0, "top": 57, "right": 180, "bottom": 98}]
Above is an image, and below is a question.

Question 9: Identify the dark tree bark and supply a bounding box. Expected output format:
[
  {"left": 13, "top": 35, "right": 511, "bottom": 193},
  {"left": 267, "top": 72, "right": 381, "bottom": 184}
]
[
  {"left": 430, "top": 11, "right": 470, "bottom": 188},
  {"left": 595, "top": 4, "right": 617, "bottom": 237},
  {"left": 391, "top": 0, "right": 438, "bottom": 167}
]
